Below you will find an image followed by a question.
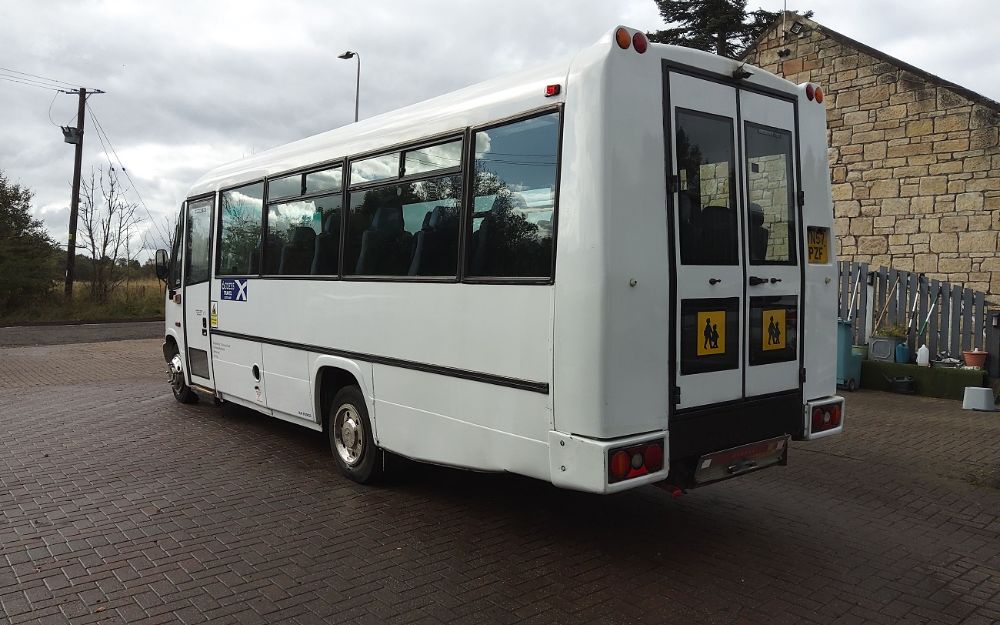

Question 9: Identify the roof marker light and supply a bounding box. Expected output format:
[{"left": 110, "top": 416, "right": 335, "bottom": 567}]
[
  {"left": 545, "top": 84, "right": 561, "bottom": 97},
  {"left": 814, "top": 86, "right": 824, "bottom": 103},
  {"left": 805, "top": 84, "right": 815, "bottom": 101},
  {"left": 632, "top": 32, "right": 648, "bottom": 54},
  {"left": 615, "top": 27, "right": 631, "bottom": 50}
]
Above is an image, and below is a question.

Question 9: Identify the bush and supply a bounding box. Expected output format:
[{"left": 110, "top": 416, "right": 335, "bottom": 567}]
[{"left": 0, "top": 172, "right": 60, "bottom": 312}]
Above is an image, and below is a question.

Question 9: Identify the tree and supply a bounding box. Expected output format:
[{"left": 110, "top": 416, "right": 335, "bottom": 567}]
[
  {"left": 0, "top": 171, "right": 58, "bottom": 311},
  {"left": 648, "top": 1, "right": 808, "bottom": 58},
  {"left": 79, "top": 166, "right": 143, "bottom": 302}
]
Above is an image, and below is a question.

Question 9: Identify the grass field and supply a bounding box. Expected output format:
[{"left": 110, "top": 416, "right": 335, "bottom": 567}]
[{"left": 1, "top": 278, "right": 165, "bottom": 324}]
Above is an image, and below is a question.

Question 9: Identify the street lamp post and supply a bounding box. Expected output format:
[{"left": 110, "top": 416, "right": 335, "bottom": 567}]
[{"left": 338, "top": 50, "right": 360, "bottom": 122}]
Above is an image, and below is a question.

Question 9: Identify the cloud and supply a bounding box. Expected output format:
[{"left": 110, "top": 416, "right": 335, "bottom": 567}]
[{"left": 2, "top": 0, "right": 996, "bottom": 260}]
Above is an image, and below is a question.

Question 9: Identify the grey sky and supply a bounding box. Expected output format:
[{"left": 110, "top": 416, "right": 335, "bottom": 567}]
[{"left": 1, "top": 0, "right": 997, "bottom": 254}]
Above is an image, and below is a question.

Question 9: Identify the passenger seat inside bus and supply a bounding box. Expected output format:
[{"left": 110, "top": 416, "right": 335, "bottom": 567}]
[
  {"left": 279, "top": 226, "right": 317, "bottom": 275},
  {"left": 408, "top": 205, "right": 458, "bottom": 276},
  {"left": 355, "top": 204, "right": 412, "bottom": 275},
  {"left": 470, "top": 193, "right": 527, "bottom": 275},
  {"left": 251, "top": 238, "right": 283, "bottom": 275},
  {"left": 311, "top": 212, "right": 340, "bottom": 275}
]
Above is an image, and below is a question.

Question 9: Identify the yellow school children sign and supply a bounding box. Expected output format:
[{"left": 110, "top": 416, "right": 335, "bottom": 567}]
[
  {"left": 697, "top": 311, "right": 725, "bottom": 355},
  {"left": 763, "top": 309, "right": 785, "bottom": 351}
]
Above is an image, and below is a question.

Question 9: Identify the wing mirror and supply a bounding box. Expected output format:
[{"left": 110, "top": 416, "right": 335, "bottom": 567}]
[{"left": 155, "top": 248, "right": 169, "bottom": 281}]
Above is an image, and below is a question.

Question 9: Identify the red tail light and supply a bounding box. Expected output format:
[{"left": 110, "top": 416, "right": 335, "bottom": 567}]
[
  {"left": 811, "top": 402, "right": 843, "bottom": 433},
  {"left": 544, "top": 84, "right": 561, "bottom": 97},
  {"left": 632, "top": 32, "right": 648, "bottom": 54},
  {"left": 805, "top": 83, "right": 815, "bottom": 101},
  {"left": 608, "top": 440, "right": 665, "bottom": 483},
  {"left": 643, "top": 444, "right": 663, "bottom": 472}
]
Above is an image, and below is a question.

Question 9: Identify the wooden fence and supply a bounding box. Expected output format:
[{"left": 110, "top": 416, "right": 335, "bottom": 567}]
[{"left": 837, "top": 261, "right": 995, "bottom": 362}]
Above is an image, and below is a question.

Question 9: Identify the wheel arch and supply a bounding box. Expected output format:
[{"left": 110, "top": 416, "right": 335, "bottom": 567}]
[
  {"left": 163, "top": 329, "right": 182, "bottom": 361},
  {"left": 312, "top": 356, "right": 377, "bottom": 441}
]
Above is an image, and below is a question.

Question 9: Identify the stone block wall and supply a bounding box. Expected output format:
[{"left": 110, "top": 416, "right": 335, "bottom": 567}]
[{"left": 744, "top": 14, "right": 1000, "bottom": 300}]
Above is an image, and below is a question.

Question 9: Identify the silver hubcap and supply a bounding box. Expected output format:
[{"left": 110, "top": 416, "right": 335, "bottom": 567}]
[{"left": 334, "top": 403, "right": 365, "bottom": 466}]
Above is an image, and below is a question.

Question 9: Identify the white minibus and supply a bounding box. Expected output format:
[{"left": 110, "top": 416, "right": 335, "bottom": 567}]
[{"left": 155, "top": 26, "right": 844, "bottom": 494}]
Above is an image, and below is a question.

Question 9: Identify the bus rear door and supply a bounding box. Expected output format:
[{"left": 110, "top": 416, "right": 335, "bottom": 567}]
[{"left": 666, "top": 71, "right": 802, "bottom": 412}]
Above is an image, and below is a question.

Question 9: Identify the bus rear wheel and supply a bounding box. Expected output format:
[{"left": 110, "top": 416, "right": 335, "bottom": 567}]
[
  {"left": 168, "top": 353, "right": 198, "bottom": 404},
  {"left": 328, "top": 386, "right": 383, "bottom": 484}
]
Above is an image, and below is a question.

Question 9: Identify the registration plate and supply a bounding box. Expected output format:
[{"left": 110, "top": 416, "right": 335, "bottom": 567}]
[
  {"left": 693, "top": 436, "right": 788, "bottom": 484},
  {"left": 807, "top": 227, "right": 829, "bottom": 264}
]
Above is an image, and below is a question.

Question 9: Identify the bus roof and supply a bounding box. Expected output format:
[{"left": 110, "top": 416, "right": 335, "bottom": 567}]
[{"left": 186, "top": 27, "right": 800, "bottom": 198}]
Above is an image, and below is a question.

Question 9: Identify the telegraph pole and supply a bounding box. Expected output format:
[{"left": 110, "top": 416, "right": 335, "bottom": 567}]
[{"left": 62, "top": 88, "right": 87, "bottom": 298}]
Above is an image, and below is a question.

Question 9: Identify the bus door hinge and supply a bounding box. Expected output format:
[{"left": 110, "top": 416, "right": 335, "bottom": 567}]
[
  {"left": 797, "top": 190, "right": 805, "bottom": 208},
  {"left": 668, "top": 175, "right": 680, "bottom": 193},
  {"left": 799, "top": 368, "right": 807, "bottom": 383}
]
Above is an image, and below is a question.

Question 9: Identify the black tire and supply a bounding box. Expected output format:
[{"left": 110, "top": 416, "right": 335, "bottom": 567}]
[
  {"left": 328, "top": 385, "right": 383, "bottom": 483},
  {"left": 167, "top": 351, "right": 198, "bottom": 404}
]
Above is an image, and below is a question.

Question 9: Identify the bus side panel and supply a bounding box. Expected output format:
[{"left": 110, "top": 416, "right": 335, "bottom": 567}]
[
  {"left": 212, "top": 335, "right": 268, "bottom": 408},
  {"left": 798, "top": 91, "right": 838, "bottom": 402},
  {"left": 600, "top": 45, "right": 670, "bottom": 437},
  {"left": 553, "top": 44, "right": 671, "bottom": 441},
  {"left": 551, "top": 46, "right": 610, "bottom": 441},
  {"left": 372, "top": 365, "right": 551, "bottom": 480}
]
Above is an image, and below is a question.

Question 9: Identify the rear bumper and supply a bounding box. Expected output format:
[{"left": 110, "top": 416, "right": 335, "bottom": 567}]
[
  {"left": 548, "top": 391, "right": 844, "bottom": 494},
  {"left": 669, "top": 391, "right": 804, "bottom": 459},
  {"left": 802, "top": 395, "right": 845, "bottom": 440},
  {"left": 665, "top": 391, "right": 803, "bottom": 489},
  {"left": 548, "top": 430, "right": 668, "bottom": 494}
]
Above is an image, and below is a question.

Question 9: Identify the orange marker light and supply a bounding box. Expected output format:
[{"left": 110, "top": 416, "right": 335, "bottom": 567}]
[
  {"left": 615, "top": 27, "right": 631, "bottom": 50},
  {"left": 815, "top": 86, "right": 824, "bottom": 103}
]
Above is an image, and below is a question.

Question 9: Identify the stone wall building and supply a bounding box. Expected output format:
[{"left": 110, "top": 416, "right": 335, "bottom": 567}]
[{"left": 743, "top": 13, "right": 1000, "bottom": 300}]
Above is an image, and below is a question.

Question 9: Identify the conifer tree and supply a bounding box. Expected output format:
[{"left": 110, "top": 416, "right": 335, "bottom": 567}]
[{"left": 649, "top": 1, "right": 808, "bottom": 58}]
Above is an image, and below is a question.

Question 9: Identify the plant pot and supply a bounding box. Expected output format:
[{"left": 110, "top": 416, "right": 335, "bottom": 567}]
[
  {"left": 963, "top": 350, "right": 988, "bottom": 369},
  {"left": 869, "top": 336, "right": 904, "bottom": 362}
]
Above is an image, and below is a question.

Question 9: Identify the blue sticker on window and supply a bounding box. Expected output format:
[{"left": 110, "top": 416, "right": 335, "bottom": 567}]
[{"left": 220, "top": 278, "right": 248, "bottom": 302}]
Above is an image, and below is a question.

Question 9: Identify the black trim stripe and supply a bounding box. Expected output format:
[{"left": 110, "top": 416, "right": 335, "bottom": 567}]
[{"left": 211, "top": 329, "right": 550, "bottom": 395}]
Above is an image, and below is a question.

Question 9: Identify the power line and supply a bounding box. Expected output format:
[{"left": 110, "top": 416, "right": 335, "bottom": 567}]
[
  {"left": 86, "top": 103, "right": 171, "bottom": 249},
  {"left": 0, "top": 74, "right": 67, "bottom": 92},
  {"left": 88, "top": 106, "right": 171, "bottom": 249},
  {"left": 0, "top": 66, "right": 79, "bottom": 89}
]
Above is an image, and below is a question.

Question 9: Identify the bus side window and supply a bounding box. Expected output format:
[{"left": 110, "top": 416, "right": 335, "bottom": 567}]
[
  {"left": 467, "top": 112, "right": 559, "bottom": 279},
  {"left": 218, "top": 182, "right": 265, "bottom": 276},
  {"left": 168, "top": 206, "right": 183, "bottom": 290},
  {"left": 345, "top": 175, "right": 461, "bottom": 277}
]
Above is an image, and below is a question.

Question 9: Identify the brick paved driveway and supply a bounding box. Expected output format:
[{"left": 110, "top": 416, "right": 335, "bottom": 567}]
[{"left": 1, "top": 338, "right": 998, "bottom": 624}]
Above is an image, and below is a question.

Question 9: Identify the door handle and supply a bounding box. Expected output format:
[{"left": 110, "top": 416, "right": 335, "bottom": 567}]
[
  {"left": 770, "top": 277, "right": 782, "bottom": 284},
  {"left": 708, "top": 278, "right": 721, "bottom": 285},
  {"left": 748, "top": 276, "right": 767, "bottom": 286}
]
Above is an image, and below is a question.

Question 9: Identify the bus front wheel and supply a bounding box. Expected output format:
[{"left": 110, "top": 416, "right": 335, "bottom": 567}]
[
  {"left": 328, "top": 386, "right": 384, "bottom": 484},
  {"left": 168, "top": 353, "right": 198, "bottom": 404}
]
